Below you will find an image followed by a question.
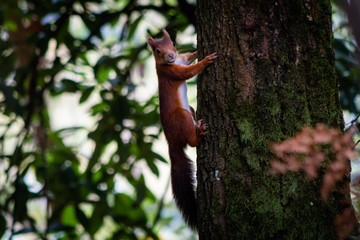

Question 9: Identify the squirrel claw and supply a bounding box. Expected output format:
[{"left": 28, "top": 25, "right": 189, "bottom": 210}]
[
  {"left": 196, "top": 120, "right": 207, "bottom": 135},
  {"left": 205, "top": 53, "right": 218, "bottom": 63}
]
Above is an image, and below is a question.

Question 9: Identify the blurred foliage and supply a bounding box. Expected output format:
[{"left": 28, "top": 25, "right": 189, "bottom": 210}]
[
  {"left": 336, "top": 34, "right": 360, "bottom": 114},
  {"left": 332, "top": 1, "right": 360, "bottom": 115},
  {"left": 332, "top": 0, "right": 360, "bottom": 230},
  {"left": 0, "top": 0, "right": 196, "bottom": 239}
]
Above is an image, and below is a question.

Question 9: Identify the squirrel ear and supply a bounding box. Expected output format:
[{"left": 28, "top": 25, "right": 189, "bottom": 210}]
[
  {"left": 147, "top": 35, "right": 155, "bottom": 49},
  {"left": 162, "top": 29, "right": 170, "bottom": 39}
]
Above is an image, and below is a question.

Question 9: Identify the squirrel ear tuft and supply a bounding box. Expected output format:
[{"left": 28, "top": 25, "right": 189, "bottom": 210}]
[
  {"left": 162, "top": 29, "right": 170, "bottom": 39},
  {"left": 147, "top": 35, "right": 155, "bottom": 49}
]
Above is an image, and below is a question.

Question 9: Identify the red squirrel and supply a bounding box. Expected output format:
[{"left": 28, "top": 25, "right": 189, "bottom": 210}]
[{"left": 147, "top": 29, "right": 217, "bottom": 230}]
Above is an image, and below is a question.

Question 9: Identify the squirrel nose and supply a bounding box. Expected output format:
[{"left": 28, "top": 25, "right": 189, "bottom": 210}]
[{"left": 168, "top": 53, "right": 175, "bottom": 59}]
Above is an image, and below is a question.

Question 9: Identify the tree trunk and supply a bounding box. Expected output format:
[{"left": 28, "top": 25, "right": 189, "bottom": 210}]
[{"left": 196, "top": 1, "right": 346, "bottom": 239}]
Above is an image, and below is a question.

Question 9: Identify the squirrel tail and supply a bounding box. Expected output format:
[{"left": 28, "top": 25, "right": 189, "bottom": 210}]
[{"left": 169, "top": 145, "right": 197, "bottom": 230}]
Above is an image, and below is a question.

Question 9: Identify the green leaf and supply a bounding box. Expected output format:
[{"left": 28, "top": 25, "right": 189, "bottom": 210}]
[
  {"left": 13, "top": 178, "right": 29, "bottom": 222},
  {"left": 90, "top": 102, "right": 109, "bottom": 115},
  {"left": 0, "top": 214, "right": 7, "bottom": 238},
  {"left": 60, "top": 166, "right": 78, "bottom": 186},
  {"left": 62, "top": 205, "right": 78, "bottom": 227},
  {"left": 79, "top": 86, "right": 95, "bottom": 104},
  {"left": 88, "top": 200, "right": 109, "bottom": 235},
  {"left": 113, "top": 193, "right": 132, "bottom": 216},
  {"left": 0, "top": 82, "right": 23, "bottom": 116},
  {"left": 48, "top": 223, "right": 74, "bottom": 232},
  {"left": 95, "top": 64, "right": 111, "bottom": 83},
  {"left": 75, "top": 207, "right": 89, "bottom": 229},
  {"left": 127, "top": 15, "right": 143, "bottom": 40},
  {"left": 4, "top": 20, "right": 17, "bottom": 31},
  {"left": 113, "top": 193, "right": 147, "bottom": 224},
  {"left": 146, "top": 158, "right": 159, "bottom": 177},
  {"left": 12, "top": 227, "right": 35, "bottom": 235},
  {"left": 135, "top": 175, "right": 147, "bottom": 205},
  {"left": 60, "top": 79, "right": 80, "bottom": 93},
  {"left": 111, "top": 96, "right": 130, "bottom": 124},
  {"left": 150, "top": 151, "right": 168, "bottom": 163}
]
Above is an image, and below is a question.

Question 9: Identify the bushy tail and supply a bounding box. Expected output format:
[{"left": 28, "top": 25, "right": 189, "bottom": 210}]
[{"left": 169, "top": 145, "right": 197, "bottom": 230}]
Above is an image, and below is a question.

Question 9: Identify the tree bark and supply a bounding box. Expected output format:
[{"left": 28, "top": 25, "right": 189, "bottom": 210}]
[{"left": 196, "top": 1, "right": 346, "bottom": 239}]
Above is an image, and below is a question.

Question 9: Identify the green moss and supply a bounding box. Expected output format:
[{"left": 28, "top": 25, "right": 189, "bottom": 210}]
[
  {"left": 221, "top": 32, "right": 339, "bottom": 240},
  {"left": 243, "top": 147, "right": 261, "bottom": 170},
  {"left": 236, "top": 119, "right": 255, "bottom": 144}
]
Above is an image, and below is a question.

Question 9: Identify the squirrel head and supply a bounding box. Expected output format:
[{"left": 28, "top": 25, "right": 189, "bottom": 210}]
[{"left": 147, "top": 29, "right": 178, "bottom": 65}]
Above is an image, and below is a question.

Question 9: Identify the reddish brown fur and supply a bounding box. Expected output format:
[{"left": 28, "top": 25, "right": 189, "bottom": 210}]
[{"left": 148, "top": 29, "right": 216, "bottom": 230}]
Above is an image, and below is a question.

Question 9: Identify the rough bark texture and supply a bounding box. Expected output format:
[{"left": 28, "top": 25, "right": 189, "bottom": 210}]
[{"left": 196, "top": 1, "right": 346, "bottom": 239}]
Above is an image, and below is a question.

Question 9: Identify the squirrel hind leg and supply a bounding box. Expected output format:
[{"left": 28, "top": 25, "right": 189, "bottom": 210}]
[
  {"left": 185, "top": 114, "right": 204, "bottom": 147},
  {"left": 170, "top": 109, "right": 202, "bottom": 147}
]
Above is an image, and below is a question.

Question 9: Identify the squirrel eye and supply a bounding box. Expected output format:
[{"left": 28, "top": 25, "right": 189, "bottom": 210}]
[{"left": 156, "top": 48, "right": 161, "bottom": 54}]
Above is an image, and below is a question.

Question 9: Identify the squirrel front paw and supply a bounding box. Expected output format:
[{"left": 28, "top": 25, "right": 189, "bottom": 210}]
[
  {"left": 196, "top": 119, "right": 207, "bottom": 136},
  {"left": 204, "top": 53, "right": 217, "bottom": 65}
]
